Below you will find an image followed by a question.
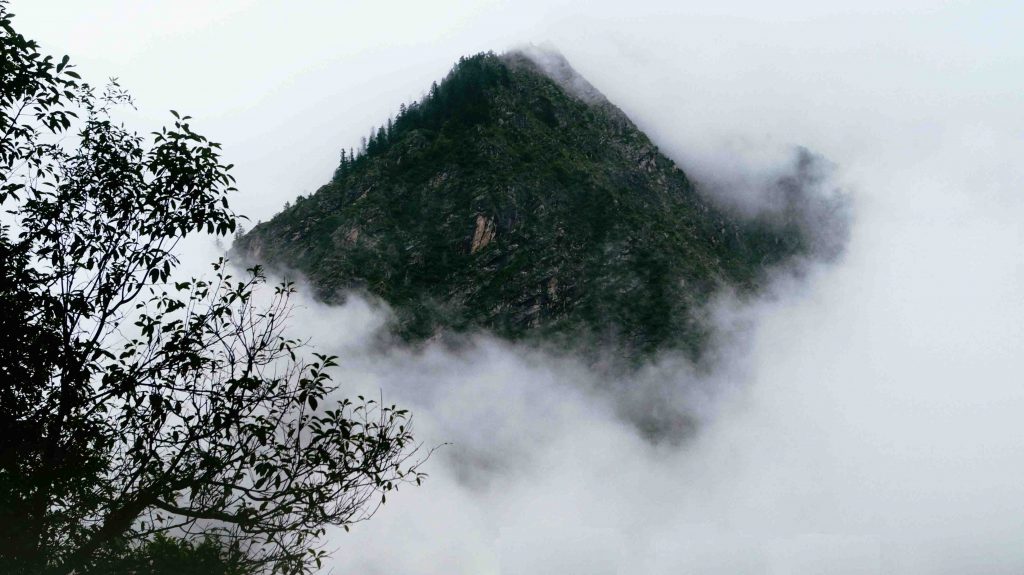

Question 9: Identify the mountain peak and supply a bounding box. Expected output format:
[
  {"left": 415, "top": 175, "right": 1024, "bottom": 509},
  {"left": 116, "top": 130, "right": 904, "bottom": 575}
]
[
  {"left": 235, "top": 51, "right": 808, "bottom": 361},
  {"left": 505, "top": 45, "right": 611, "bottom": 107}
]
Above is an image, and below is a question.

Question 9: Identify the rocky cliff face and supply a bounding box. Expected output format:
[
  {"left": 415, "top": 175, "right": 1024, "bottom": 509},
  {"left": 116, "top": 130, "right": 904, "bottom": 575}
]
[{"left": 235, "top": 50, "right": 811, "bottom": 360}]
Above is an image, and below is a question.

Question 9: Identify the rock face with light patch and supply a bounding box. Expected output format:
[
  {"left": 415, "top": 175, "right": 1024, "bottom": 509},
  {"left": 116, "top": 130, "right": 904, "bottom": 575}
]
[
  {"left": 235, "top": 49, "right": 809, "bottom": 360},
  {"left": 470, "top": 215, "right": 496, "bottom": 254}
]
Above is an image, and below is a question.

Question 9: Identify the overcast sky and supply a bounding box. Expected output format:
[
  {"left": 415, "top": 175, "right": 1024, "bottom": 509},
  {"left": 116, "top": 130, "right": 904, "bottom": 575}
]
[
  {"left": 15, "top": 0, "right": 1023, "bottom": 221},
  {"left": 12, "top": 2, "right": 1024, "bottom": 574}
]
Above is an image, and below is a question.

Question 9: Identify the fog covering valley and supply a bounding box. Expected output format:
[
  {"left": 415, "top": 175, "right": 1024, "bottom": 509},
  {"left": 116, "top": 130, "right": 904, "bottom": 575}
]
[{"left": 15, "top": 1, "right": 1024, "bottom": 573}]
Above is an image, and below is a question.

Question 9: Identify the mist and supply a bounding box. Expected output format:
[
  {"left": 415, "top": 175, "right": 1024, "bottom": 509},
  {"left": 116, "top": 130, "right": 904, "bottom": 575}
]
[{"left": 12, "top": 1, "right": 1024, "bottom": 573}]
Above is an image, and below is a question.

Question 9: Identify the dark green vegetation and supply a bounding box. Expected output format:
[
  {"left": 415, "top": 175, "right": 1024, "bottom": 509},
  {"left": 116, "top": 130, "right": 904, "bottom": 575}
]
[
  {"left": 0, "top": 4, "right": 421, "bottom": 574},
  {"left": 237, "top": 50, "right": 807, "bottom": 359},
  {"left": 85, "top": 536, "right": 250, "bottom": 575}
]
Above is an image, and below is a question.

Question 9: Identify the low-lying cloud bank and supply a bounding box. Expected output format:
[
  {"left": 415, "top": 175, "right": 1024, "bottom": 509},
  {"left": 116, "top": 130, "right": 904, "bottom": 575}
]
[{"left": 238, "top": 120, "right": 1024, "bottom": 574}]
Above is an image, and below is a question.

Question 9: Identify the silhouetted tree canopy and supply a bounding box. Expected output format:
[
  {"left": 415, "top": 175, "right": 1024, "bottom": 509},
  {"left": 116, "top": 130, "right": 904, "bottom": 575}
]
[{"left": 0, "top": 3, "right": 423, "bottom": 574}]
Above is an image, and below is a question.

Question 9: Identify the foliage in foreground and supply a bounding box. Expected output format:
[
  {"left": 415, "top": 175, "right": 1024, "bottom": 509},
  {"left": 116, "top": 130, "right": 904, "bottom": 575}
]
[
  {"left": 87, "top": 535, "right": 250, "bottom": 575},
  {"left": 0, "top": 3, "right": 423, "bottom": 573}
]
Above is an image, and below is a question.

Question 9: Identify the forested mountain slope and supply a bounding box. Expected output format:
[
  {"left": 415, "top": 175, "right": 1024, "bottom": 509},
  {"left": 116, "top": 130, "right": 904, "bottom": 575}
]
[{"left": 235, "top": 50, "right": 811, "bottom": 359}]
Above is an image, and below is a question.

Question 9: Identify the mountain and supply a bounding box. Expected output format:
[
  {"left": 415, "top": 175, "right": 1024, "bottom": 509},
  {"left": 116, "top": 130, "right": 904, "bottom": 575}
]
[{"left": 234, "top": 49, "right": 809, "bottom": 360}]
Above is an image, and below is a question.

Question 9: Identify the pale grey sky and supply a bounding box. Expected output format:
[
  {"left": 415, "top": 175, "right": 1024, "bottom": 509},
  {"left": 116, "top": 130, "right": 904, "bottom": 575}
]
[{"left": 14, "top": 1, "right": 1024, "bottom": 220}]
